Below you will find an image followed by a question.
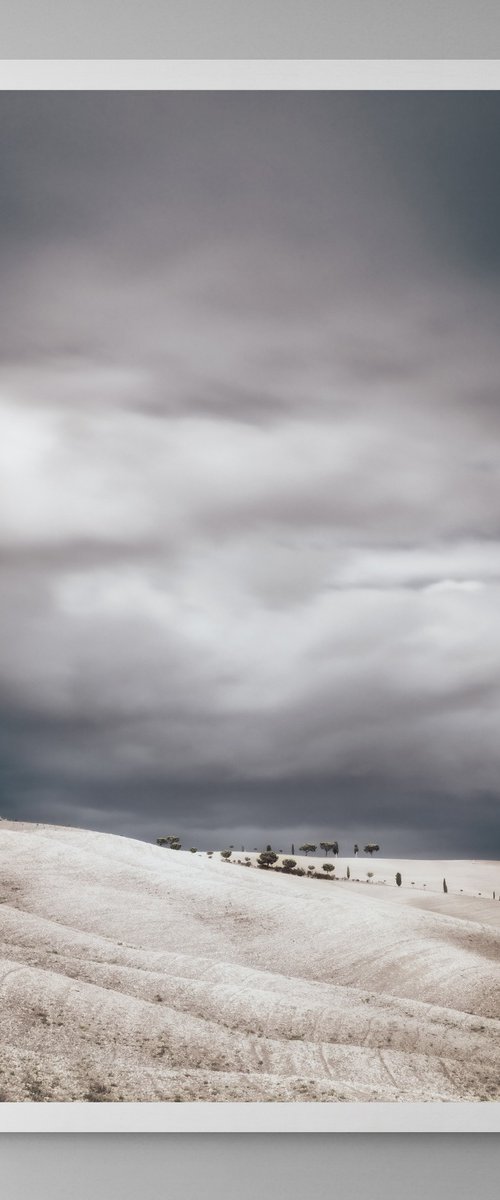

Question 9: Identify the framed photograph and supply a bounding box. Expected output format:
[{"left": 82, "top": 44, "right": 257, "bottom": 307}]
[{"left": 0, "top": 60, "right": 499, "bottom": 1134}]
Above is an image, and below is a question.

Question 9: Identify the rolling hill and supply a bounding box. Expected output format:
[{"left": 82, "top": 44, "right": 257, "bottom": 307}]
[{"left": 0, "top": 822, "right": 499, "bottom": 1103}]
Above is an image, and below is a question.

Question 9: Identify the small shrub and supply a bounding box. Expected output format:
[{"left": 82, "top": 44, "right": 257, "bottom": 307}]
[
  {"left": 157, "top": 835, "right": 181, "bottom": 849},
  {"left": 257, "top": 851, "right": 278, "bottom": 869},
  {"left": 282, "top": 858, "right": 297, "bottom": 872},
  {"left": 189, "top": 848, "right": 198, "bottom": 853},
  {"left": 322, "top": 863, "right": 335, "bottom": 875},
  {"left": 367, "top": 871, "right": 374, "bottom": 880},
  {"left": 220, "top": 850, "right": 232, "bottom": 861}
]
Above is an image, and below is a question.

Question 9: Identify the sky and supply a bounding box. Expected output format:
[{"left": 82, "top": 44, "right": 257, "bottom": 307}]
[{"left": 1, "top": 91, "right": 500, "bottom": 856}]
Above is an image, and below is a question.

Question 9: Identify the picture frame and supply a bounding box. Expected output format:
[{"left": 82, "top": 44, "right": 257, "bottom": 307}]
[{"left": 1, "top": 57, "right": 499, "bottom": 1135}]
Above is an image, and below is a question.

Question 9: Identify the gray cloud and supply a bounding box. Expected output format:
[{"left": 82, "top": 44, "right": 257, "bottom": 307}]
[{"left": 1, "top": 92, "right": 500, "bottom": 855}]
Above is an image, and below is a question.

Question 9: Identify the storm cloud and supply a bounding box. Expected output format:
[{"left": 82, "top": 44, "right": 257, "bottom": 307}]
[{"left": 1, "top": 92, "right": 500, "bottom": 854}]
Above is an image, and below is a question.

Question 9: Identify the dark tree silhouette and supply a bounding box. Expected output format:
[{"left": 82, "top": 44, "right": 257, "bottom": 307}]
[
  {"left": 319, "top": 841, "right": 337, "bottom": 856},
  {"left": 299, "top": 843, "right": 317, "bottom": 856},
  {"left": 364, "top": 844, "right": 380, "bottom": 856},
  {"left": 396, "top": 872, "right": 402, "bottom": 887}
]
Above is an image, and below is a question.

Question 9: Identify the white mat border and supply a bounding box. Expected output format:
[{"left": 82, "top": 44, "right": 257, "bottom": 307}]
[
  {"left": 0, "top": 59, "right": 500, "bottom": 89},
  {"left": 1, "top": 1102, "right": 500, "bottom": 1132}
]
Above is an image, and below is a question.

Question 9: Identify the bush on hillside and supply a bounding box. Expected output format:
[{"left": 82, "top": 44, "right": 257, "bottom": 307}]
[
  {"left": 257, "top": 851, "right": 278, "bottom": 869},
  {"left": 157, "top": 835, "right": 181, "bottom": 849}
]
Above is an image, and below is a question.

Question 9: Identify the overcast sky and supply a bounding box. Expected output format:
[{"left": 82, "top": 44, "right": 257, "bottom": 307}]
[{"left": 1, "top": 92, "right": 500, "bottom": 855}]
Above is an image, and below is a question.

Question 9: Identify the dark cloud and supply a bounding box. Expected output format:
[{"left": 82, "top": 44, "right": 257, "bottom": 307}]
[
  {"left": 359, "top": 92, "right": 500, "bottom": 273},
  {"left": 1, "top": 92, "right": 500, "bottom": 854}
]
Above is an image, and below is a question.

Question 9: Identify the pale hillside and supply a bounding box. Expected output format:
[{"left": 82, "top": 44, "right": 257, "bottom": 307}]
[{"left": 0, "top": 823, "right": 499, "bottom": 1103}]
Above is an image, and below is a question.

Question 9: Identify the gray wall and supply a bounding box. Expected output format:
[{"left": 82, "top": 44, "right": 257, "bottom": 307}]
[
  {"left": 1, "top": 1133, "right": 500, "bottom": 1199},
  {"left": 0, "top": 0, "right": 499, "bottom": 58}
]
